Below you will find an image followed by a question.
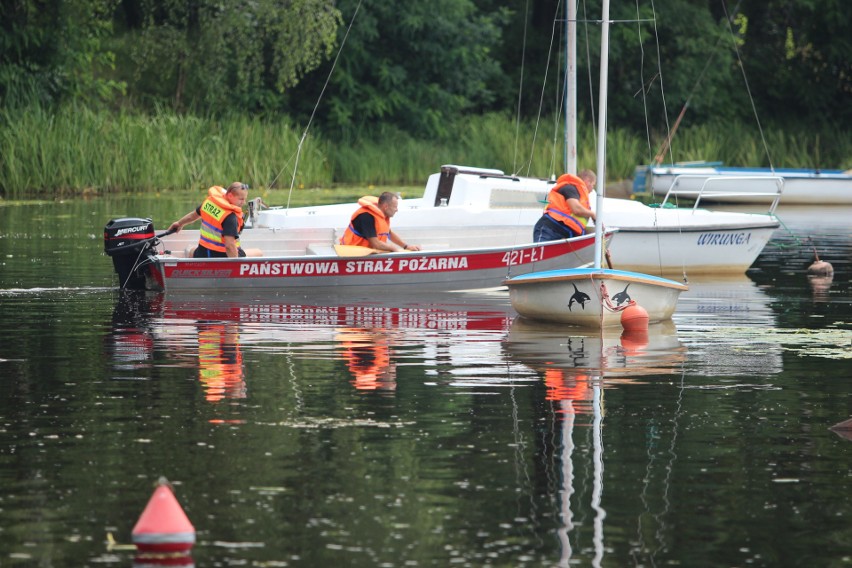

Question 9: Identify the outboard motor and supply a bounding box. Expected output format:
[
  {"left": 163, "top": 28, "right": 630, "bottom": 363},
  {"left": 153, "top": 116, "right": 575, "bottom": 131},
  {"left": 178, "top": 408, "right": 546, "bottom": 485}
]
[{"left": 104, "top": 218, "right": 157, "bottom": 290}]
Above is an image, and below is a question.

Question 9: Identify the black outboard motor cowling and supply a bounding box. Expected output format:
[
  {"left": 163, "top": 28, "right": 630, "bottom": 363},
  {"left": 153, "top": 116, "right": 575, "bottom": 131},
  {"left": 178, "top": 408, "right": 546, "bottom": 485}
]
[{"left": 104, "top": 218, "right": 156, "bottom": 290}]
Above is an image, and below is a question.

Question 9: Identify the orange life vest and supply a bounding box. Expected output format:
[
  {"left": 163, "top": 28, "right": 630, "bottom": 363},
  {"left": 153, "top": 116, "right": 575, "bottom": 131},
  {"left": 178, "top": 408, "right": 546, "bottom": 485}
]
[
  {"left": 340, "top": 196, "right": 391, "bottom": 247},
  {"left": 198, "top": 186, "right": 244, "bottom": 253},
  {"left": 544, "top": 173, "right": 592, "bottom": 235}
]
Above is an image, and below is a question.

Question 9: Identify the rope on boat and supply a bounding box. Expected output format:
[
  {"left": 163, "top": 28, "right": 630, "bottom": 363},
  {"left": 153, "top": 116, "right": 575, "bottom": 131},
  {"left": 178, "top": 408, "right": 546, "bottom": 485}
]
[
  {"left": 598, "top": 282, "right": 634, "bottom": 313},
  {"left": 120, "top": 230, "right": 173, "bottom": 289},
  {"left": 268, "top": 0, "right": 364, "bottom": 209},
  {"left": 122, "top": 242, "right": 155, "bottom": 290}
]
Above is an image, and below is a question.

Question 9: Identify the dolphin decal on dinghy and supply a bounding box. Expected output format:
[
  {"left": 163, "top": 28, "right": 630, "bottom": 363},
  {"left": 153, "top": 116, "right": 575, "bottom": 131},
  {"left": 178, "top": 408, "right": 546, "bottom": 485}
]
[
  {"left": 568, "top": 283, "right": 590, "bottom": 311},
  {"left": 612, "top": 284, "right": 632, "bottom": 306}
]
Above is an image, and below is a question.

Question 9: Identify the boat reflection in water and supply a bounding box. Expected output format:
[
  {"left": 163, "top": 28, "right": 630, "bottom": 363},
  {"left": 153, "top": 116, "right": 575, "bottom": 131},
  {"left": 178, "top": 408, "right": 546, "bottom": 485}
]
[
  {"left": 505, "top": 318, "right": 686, "bottom": 391},
  {"left": 115, "top": 291, "right": 517, "bottom": 400},
  {"left": 336, "top": 327, "right": 397, "bottom": 392},
  {"left": 109, "top": 291, "right": 248, "bottom": 411},
  {"left": 501, "top": 274, "right": 788, "bottom": 565},
  {"left": 673, "top": 275, "right": 783, "bottom": 376},
  {"left": 504, "top": 313, "right": 687, "bottom": 565},
  {"left": 108, "top": 291, "right": 161, "bottom": 377},
  {"left": 197, "top": 321, "right": 246, "bottom": 402},
  {"left": 110, "top": 287, "right": 693, "bottom": 565}
]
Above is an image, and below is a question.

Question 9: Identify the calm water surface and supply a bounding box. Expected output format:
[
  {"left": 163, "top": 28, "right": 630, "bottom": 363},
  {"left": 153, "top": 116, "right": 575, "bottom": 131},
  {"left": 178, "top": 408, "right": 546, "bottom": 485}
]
[{"left": 0, "top": 197, "right": 850, "bottom": 567}]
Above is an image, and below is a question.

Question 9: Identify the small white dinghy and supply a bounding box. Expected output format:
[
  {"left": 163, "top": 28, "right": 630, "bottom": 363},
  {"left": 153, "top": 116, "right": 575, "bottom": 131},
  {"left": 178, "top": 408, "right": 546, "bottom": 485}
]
[
  {"left": 505, "top": 0, "right": 687, "bottom": 329},
  {"left": 505, "top": 268, "right": 687, "bottom": 327}
]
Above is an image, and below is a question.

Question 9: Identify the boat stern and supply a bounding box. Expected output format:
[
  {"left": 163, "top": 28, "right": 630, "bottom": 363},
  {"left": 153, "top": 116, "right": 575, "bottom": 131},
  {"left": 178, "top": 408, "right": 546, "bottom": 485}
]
[{"left": 104, "top": 218, "right": 161, "bottom": 290}]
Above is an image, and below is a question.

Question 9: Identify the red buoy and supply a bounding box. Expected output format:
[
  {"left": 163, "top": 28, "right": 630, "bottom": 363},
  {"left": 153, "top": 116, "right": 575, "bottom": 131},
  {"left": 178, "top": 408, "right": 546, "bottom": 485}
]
[
  {"left": 620, "top": 303, "right": 649, "bottom": 332},
  {"left": 132, "top": 478, "right": 196, "bottom": 553},
  {"left": 620, "top": 328, "right": 649, "bottom": 352}
]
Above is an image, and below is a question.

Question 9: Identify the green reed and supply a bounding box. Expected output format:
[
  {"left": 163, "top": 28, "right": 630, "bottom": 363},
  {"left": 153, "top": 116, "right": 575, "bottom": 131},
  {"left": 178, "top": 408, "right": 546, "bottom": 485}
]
[
  {"left": 0, "top": 105, "right": 330, "bottom": 198},
  {"left": 663, "top": 120, "right": 851, "bottom": 170},
  {"left": 2, "top": 105, "right": 850, "bottom": 199}
]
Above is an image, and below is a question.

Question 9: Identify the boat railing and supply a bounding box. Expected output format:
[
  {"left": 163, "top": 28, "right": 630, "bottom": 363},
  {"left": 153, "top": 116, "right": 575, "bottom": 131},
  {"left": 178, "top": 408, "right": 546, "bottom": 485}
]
[{"left": 661, "top": 174, "right": 784, "bottom": 212}]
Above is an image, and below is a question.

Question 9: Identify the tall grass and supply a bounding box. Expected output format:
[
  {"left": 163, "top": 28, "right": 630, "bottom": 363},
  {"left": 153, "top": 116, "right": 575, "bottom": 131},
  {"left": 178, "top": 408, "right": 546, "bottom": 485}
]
[
  {"left": 0, "top": 105, "right": 330, "bottom": 198},
  {"left": 425, "top": 113, "right": 602, "bottom": 179},
  {"left": 662, "top": 120, "right": 852, "bottom": 170},
  {"left": 2, "top": 104, "right": 850, "bottom": 199}
]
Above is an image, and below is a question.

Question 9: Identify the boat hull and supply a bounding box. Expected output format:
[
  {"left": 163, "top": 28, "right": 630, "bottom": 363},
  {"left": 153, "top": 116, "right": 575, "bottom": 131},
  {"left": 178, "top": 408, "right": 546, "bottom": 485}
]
[
  {"left": 648, "top": 166, "right": 852, "bottom": 205},
  {"left": 606, "top": 224, "right": 777, "bottom": 276},
  {"left": 144, "top": 236, "right": 599, "bottom": 293},
  {"left": 505, "top": 268, "right": 688, "bottom": 327},
  {"left": 599, "top": 197, "right": 779, "bottom": 275}
]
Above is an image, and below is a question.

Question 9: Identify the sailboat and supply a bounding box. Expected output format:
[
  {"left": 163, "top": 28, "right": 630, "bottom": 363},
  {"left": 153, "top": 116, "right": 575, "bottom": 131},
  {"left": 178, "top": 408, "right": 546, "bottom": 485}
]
[
  {"left": 252, "top": 4, "right": 780, "bottom": 278},
  {"left": 504, "top": 0, "right": 687, "bottom": 328}
]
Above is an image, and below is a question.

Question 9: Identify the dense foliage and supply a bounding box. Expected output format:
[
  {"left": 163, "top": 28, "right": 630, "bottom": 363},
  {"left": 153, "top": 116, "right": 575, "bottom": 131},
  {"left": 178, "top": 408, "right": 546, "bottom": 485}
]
[
  {"left": 4, "top": 0, "right": 850, "bottom": 129},
  {"left": 287, "top": 0, "right": 510, "bottom": 137},
  {"left": 1, "top": 0, "right": 125, "bottom": 106},
  {"left": 112, "top": 0, "right": 341, "bottom": 113},
  {"left": 1, "top": 0, "right": 850, "bottom": 196}
]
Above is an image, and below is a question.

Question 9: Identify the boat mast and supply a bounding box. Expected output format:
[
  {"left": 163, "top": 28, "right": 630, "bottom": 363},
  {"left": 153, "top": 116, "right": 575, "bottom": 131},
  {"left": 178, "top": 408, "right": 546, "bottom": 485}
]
[
  {"left": 592, "top": 0, "right": 611, "bottom": 269},
  {"left": 565, "top": 0, "right": 578, "bottom": 175}
]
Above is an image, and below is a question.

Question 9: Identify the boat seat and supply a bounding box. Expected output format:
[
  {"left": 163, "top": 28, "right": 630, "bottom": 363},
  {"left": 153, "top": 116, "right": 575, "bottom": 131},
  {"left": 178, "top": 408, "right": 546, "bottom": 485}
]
[
  {"left": 180, "top": 245, "right": 265, "bottom": 258},
  {"left": 418, "top": 243, "right": 449, "bottom": 251},
  {"left": 256, "top": 248, "right": 307, "bottom": 257},
  {"left": 307, "top": 244, "right": 338, "bottom": 256}
]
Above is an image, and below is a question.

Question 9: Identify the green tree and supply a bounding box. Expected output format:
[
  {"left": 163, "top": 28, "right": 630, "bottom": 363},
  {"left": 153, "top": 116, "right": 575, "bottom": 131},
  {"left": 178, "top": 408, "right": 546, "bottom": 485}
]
[
  {"left": 502, "top": 0, "right": 834, "bottom": 136},
  {"left": 288, "top": 0, "right": 510, "bottom": 137},
  {"left": 372, "top": 0, "right": 748, "bottom": 137},
  {"left": 739, "top": 0, "right": 852, "bottom": 127},
  {"left": 0, "top": 0, "right": 124, "bottom": 107},
  {"left": 117, "top": 0, "right": 341, "bottom": 113},
  {"left": 552, "top": 0, "right": 746, "bottom": 133}
]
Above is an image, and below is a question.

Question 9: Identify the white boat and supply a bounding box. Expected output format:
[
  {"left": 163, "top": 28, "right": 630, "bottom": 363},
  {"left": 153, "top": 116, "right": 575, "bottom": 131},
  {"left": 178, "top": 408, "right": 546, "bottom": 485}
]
[
  {"left": 104, "top": 216, "right": 602, "bottom": 292},
  {"left": 254, "top": 166, "right": 781, "bottom": 277},
  {"left": 504, "top": 0, "right": 687, "bottom": 328},
  {"left": 505, "top": 275, "right": 783, "bottom": 378},
  {"left": 505, "top": 268, "right": 687, "bottom": 327},
  {"left": 643, "top": 163, "right": 852, "bottom": 205}
]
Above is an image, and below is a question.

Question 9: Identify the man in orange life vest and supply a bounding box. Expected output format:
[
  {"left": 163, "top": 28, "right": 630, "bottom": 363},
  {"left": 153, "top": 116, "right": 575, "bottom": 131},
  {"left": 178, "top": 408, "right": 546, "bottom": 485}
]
[
  {"left": 169, "top": 182, "right": 249, "bottom": 258},
  {"left": 533, "top": 169, "right": 597, "bottom": 242},
  {"left": 340, "top": 191, "right": 421, "bottom": 252}
]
